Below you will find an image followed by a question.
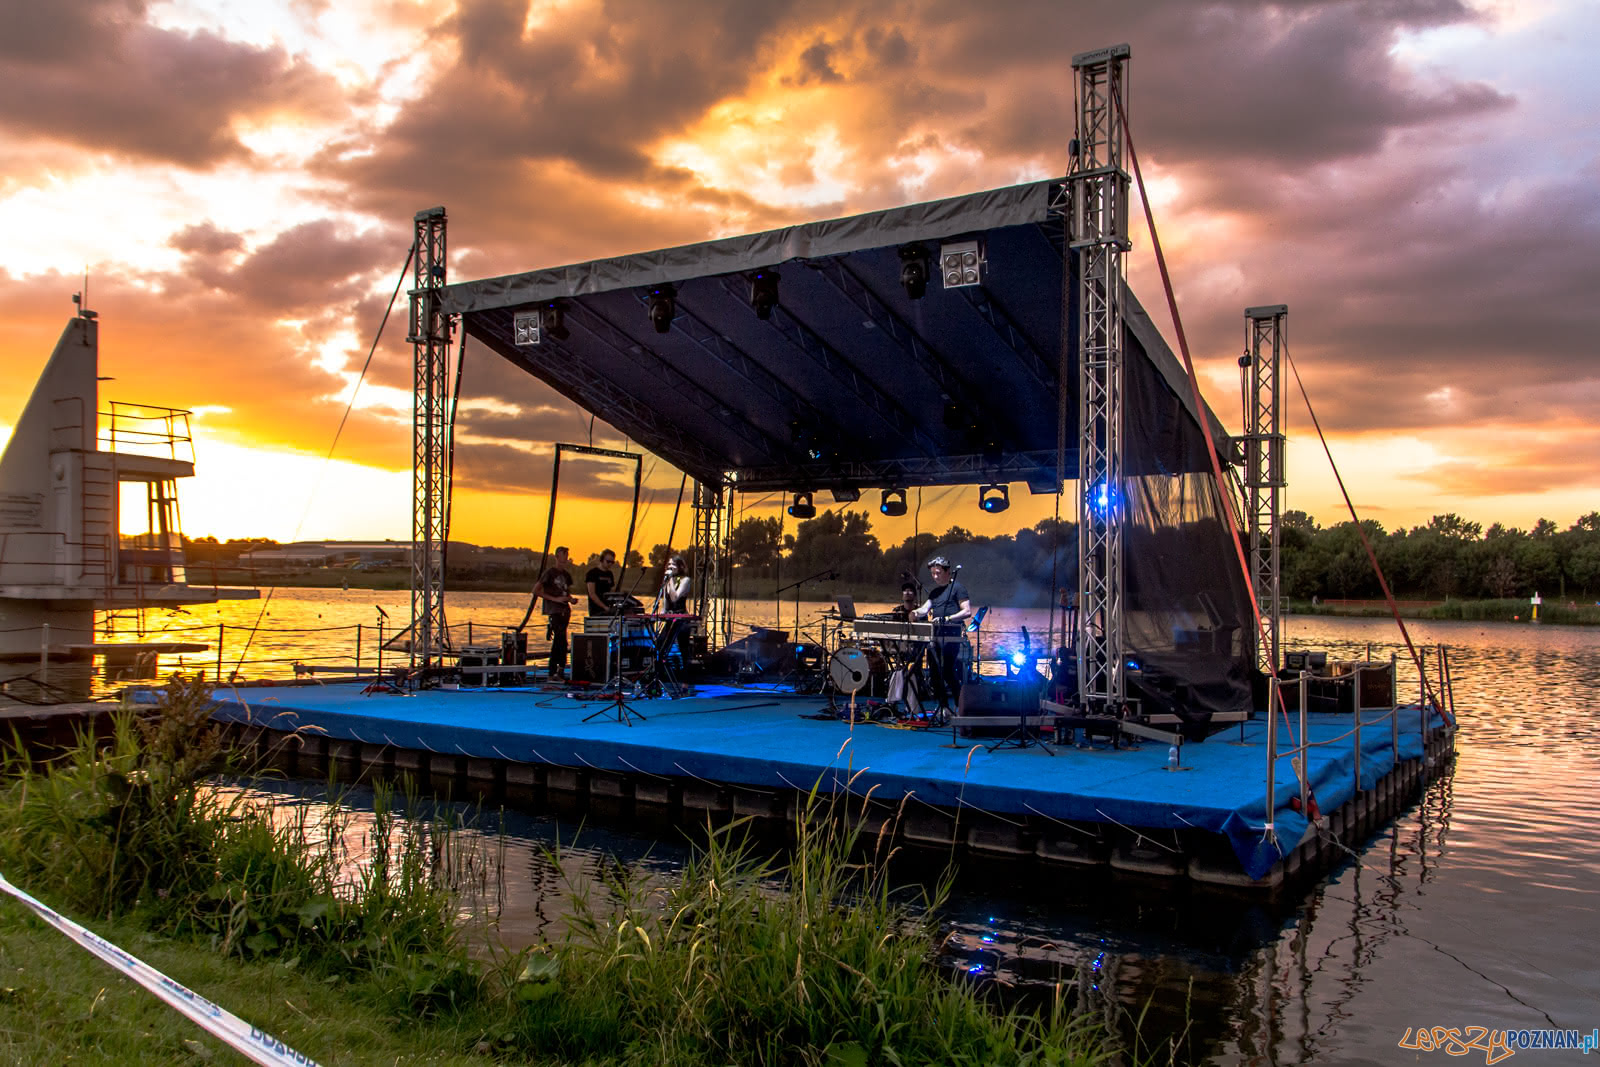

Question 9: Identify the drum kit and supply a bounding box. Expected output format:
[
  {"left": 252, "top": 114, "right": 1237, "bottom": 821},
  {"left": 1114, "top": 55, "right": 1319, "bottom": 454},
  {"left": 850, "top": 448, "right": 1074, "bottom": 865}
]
[{"left": 809, "top": 603, "right": 938, "bottom": 720}]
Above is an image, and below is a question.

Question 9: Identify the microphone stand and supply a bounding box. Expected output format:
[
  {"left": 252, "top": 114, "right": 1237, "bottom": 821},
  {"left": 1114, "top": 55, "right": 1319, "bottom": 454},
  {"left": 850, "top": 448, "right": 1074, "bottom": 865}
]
[{"left": 774, "top": 568, "right": 837, "bottom": 651}]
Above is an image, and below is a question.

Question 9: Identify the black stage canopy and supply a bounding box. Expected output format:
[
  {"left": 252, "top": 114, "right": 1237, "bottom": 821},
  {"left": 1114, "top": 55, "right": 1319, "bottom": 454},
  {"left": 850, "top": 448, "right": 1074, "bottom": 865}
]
[{"left": 441, "top": 178, "right": 1236, "bottom": 494}]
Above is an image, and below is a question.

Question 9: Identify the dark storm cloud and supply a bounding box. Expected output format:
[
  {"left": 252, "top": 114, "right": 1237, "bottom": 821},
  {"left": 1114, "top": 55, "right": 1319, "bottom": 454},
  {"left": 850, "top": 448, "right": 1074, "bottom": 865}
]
[
  {"left": 449, "top": 441, "right": 673, "bottom": 502},
  {"left": 1151, "top": 157, "right": 1600, "bottom": 435},
  {"left": 170, "top": 218, "right": 402, "bottom": 315},
  {"left": 0, "top": 0, "right": 345, "bottom": 167}
]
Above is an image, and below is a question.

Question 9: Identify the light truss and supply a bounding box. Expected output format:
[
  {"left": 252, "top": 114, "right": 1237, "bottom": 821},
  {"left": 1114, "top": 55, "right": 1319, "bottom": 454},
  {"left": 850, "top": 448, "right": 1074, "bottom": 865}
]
[
  {"left": 691, "top": 480, "right": 734, "bottom": 649},
  {"left": 409, "top": 206, "right": 451, "bottom": 671},
  {"left": 1070, "top": 44, "right": 1132, "bottom": 714},
  {"left": 727, "top": 449, "right": 1068, "bottom": 493},
  {"left": 1244, "top": 304, "right": 1287, "bottom": 674}
]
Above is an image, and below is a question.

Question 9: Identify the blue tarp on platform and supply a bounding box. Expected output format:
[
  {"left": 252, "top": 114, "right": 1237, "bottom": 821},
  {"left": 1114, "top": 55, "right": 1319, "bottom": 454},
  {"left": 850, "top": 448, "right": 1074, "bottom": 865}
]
[{"left": 167, "top": 684, "right": 1446, "bottom": 880}]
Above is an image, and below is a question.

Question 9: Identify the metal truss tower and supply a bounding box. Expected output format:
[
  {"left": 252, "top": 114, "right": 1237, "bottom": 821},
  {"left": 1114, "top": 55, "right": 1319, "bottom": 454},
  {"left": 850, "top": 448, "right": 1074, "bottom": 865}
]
[
  {"left": 1069, "top": 44, "right": 1132, "bottom": 714},
  {"left": 691, "top": 480, "right": 733, "bottom": 650},
  {"left": 1243, "top": 305, "right": 1287, "bottom": 674},
  {"left": 409, "top": 207, "right": 451, "bottom": 670}
]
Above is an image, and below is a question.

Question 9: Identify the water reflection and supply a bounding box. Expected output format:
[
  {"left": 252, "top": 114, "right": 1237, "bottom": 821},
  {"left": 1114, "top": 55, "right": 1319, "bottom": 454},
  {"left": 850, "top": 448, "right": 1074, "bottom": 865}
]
[{"left": 188, "top": 605, "right": 1600, "bottom": 1062}]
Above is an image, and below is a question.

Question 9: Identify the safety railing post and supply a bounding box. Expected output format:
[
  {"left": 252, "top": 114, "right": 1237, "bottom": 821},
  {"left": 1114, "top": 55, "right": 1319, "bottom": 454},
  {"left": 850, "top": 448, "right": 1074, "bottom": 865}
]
[
  {"left": 377, "top": 620, "right": 384, "bottom": 676},
  {"left": 216, "top": 623, "right": 224, "bottom": 684},
  {"left": 1265, "top": 676, "right": 1278, "bottom": 834},
  {"left": 1390, "top": 652, "right": 1399, "bottom": 760},
  {"left": 1353, "top": 702, "right": 1363, "bottom": 794},
  {"left": 40, "top": 623, "right": 50, "bottom": 687},
  {"left": 1298, "top": 669, "right": 1309, "bottom": 813},
  {"left": 1417, "top": 646, "right": 1428, "bottom": 708},
  {"left": 356, "top": 623, "right": 362, "bottom": 673}
]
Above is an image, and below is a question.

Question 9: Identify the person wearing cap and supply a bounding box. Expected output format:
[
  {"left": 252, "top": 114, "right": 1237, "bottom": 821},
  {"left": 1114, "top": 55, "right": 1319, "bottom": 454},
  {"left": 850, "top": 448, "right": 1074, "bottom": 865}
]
[{"left": 911, "top": 557, "right": 973, "bottom": 716}]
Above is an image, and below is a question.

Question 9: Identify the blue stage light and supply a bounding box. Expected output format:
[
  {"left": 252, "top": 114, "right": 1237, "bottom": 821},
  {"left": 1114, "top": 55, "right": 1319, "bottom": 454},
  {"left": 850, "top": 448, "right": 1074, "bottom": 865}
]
[
  {"left": 1010, "top": 650, "right": 1028, "bottom": 668},
  {"left": 1090, "top": 479, "right": 1119, "bottom": 514},
  {"left": 978, "top": 483, "right": 1009, "bottom": 513}
]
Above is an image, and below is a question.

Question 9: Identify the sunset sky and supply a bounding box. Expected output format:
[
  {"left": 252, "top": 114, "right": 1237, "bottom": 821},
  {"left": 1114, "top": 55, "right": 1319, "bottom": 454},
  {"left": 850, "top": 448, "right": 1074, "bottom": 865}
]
[{"left": 2, "top": 0, "right": 1596, "bottom": 555}]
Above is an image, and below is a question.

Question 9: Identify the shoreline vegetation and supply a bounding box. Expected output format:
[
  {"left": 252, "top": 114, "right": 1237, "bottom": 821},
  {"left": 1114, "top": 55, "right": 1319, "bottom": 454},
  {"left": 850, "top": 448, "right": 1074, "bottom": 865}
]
[
  {"left": 188, "top": 565, "right": 1600, "bottom": 625},
  {"left": 0, "top": 678, "right": 1123, "bottom": 1065}
]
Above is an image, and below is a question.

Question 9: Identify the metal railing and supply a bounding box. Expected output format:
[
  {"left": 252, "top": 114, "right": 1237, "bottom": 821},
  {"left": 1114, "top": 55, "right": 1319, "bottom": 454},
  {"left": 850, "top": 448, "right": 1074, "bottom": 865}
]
[
  {"left": 1263, "top": 644, "right": 1456, "bottom": 831},
  {"left": 101, "top": 402, "right": 195, "bottom": 463}
]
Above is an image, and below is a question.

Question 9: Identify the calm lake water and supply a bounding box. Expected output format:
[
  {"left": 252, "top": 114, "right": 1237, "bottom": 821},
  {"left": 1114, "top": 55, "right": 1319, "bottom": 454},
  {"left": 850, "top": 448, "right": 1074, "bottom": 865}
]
[{"left": 132, "top": 591, "right": 1600, "bottom": 1064}]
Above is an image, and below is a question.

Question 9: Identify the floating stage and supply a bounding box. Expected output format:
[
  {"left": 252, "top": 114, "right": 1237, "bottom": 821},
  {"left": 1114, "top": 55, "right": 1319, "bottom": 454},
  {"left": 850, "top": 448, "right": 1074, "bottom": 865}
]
[{"left": 143, "top": 682, "right": 1455, "bottom": 889}]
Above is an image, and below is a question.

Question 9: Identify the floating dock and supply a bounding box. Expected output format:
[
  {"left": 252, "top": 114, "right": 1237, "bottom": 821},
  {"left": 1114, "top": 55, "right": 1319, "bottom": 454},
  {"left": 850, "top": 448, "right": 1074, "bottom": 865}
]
[{"left": 134, "top": 682, "right": 1455, "bottom": 889}]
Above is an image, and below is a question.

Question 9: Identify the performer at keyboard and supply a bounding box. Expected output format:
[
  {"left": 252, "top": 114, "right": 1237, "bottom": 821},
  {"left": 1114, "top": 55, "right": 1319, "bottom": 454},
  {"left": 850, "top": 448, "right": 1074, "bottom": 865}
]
[
  {"left": 887, "top": 578, "right": 927, "bottom": 696},
  {"left": 585, "top": 549, "right": 618, "bottom": 616},
  {"left": 909, "top": 557, "right": 974, "bottom": 715},
  {"left": 890, "top": 580, "right": 920, "bottom": 621},
  {"left": 653, "top": 555, "right": 694, "bottom": 666}
]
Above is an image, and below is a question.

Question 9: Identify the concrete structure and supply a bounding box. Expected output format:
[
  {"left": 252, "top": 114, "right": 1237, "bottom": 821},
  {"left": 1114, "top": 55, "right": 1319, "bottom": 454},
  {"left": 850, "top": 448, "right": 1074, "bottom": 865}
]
[{"left": 0, "top": 306, "right": 254, "bottom": 698}]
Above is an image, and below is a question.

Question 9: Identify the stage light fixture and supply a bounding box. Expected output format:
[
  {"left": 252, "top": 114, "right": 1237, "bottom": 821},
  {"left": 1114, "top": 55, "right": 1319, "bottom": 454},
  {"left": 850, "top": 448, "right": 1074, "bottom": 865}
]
[
  {"left": 788, "top": 491, "right": 816, "bottom": 519},
  {"left": 898, "top": 244, "right": 930, "bottom": 300},
  {"left": 879, "top": 488, "right": 907, "bottom": 517},
  {"left": 940, "top": 239, "right": 984, "bottom": 288},
  {"left": 978, "top": 483, "right": 1010, "bottom": 514},
  {"left": 749, "top": 269, "right": 780, "bottom": 320},
  {"left": 942, "top": 400, "right": 964, "bottom": 430},
  {"left": 1089, "top": 479, "right": 1119, "bottom": 515},
  {"left": 830, "top": 488, "right": 860, "bottom": 503},
  {"left": 512, "top": 309, "right": 540, "bottom": 345},
  {"left": 646, "top": 283, "right": 677, "bottom": 334},
  {"left": 542, "top": 299, "right": 569, "bottom": 341}
]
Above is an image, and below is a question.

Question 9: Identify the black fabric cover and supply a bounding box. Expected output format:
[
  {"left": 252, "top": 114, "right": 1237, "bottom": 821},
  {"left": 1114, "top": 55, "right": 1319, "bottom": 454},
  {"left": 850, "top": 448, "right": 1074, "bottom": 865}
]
[{"left": 1122, "top": 330, "right": 1255, "bottom": 725}]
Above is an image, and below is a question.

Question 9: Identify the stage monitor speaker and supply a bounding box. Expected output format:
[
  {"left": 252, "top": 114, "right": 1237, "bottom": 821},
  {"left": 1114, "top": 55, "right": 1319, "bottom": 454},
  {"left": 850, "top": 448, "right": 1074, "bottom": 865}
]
[
  {"left": 571, "top": 634, "right": 608, "bottom": 683},
  {"left": 957, "top": 678, "right": 1041, "bottom": 717},
  {"left": 499, "top": 629, "right": 527, "bottom": 685},
  {"left": 571, "top": 634, "right": 650, "bottom": 683}
]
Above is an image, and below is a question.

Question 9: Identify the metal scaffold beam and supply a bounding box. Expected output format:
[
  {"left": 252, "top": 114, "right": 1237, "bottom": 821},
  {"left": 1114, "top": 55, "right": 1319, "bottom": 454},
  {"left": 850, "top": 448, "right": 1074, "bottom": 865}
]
[
  {"left": 1244, "top": 304, "right": 1287, "bottom": 674},
  {"left": 1070, "top": 44, "right": 1132, "bottom": 714},
  {"left": 691, "top": 480, "right": 733, "bottom": 651},
  {"left": 409, "top": 207, "right": 451, "bottom": 670}
]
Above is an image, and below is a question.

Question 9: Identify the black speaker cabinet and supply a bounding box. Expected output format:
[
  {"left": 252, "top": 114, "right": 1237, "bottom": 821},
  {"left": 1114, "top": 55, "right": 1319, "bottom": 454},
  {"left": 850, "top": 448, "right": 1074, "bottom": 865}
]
[
  {"left": 956, "top": 679, "right": 1041, "bottom": 717},
  {"left": 570, "top": 634, "right": 650, "bottom": 683}
]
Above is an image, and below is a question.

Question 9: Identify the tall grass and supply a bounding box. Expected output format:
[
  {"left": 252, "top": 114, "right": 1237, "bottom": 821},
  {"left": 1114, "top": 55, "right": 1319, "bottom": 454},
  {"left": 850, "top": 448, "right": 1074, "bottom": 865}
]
[
  {"left": 0, "top": 677, "right": 1121, "bottom": 1064},
  {"left": 0, "top": 676, "right": 474, "bottom": 1016},
  {"left": 501, "top": 789, "right": 1115, "bottom": 1066}
]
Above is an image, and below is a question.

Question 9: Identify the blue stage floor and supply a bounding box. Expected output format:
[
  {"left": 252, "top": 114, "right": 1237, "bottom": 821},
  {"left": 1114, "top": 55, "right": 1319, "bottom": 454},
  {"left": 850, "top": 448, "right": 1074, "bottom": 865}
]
[{"left": 187, "top": 682, "right": 1446, "bottom": 880}]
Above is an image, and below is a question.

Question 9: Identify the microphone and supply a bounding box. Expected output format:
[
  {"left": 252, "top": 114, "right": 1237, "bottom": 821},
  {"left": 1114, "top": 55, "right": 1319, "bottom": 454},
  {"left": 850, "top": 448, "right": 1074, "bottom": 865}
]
[{"left": 375, "top": 604, "right": 389, "bottom": 620}]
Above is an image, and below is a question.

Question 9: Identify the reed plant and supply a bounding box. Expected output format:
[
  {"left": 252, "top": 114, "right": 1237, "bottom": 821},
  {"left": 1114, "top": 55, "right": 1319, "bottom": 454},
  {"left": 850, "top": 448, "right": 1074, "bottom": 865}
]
[
  {"left": 0, "top": 676, "right": 475, "bottom": 1016},
  {"left": 500, "top": 787, "right": 1115, "bottom": 1066},
  {"left": 1, "top": 678, "right": 1122, "bottom": 1064}
]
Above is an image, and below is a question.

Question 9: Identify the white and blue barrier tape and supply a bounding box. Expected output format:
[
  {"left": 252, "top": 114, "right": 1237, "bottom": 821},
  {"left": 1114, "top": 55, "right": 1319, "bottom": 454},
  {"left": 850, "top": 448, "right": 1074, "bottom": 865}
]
[{"left": 0, "top": 871, "right": 320, "bottom": 1066}]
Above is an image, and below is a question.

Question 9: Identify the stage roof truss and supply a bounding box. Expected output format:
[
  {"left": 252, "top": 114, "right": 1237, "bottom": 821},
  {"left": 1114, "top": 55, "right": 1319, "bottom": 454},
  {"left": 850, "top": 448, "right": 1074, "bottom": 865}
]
[{"left": 444, "top": 177, "right": 1236, "bottom": 495}]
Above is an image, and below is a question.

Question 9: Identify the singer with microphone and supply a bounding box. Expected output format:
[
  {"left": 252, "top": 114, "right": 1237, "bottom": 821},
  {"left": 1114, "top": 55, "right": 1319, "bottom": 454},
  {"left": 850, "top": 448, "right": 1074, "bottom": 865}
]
[{"left": 910, "top": 557, "right": 974, "bottom": 718}]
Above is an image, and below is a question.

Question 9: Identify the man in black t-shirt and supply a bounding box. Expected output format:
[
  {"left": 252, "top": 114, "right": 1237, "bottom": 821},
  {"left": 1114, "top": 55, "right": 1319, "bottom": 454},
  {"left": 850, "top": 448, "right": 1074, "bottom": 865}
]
[
  {"left": 537, "top": 546, "right": 579, "bottom": 680},
  {"left": 910, "top": 557, "right": 974, "bottom": 715},
  {"left": 586, "top": 548, "right": 617, "bottom": 616}
]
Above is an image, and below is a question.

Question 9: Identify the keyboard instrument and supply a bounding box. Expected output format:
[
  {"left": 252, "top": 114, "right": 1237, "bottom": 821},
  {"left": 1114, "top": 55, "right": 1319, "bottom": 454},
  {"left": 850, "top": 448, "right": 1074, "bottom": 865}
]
[{"left": 851, "top": 619, "right": 966, "bottom": 644}]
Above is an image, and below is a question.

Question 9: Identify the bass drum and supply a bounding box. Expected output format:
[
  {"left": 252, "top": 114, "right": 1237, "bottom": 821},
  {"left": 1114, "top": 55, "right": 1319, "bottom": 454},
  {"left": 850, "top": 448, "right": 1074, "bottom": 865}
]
[{"left": 828, "top": 646, "right": 872, "bottom": 694}]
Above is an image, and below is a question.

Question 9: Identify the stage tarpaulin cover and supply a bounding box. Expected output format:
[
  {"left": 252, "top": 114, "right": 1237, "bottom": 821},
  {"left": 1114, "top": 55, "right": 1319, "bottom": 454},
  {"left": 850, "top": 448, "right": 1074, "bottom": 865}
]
[{"left": 441, "top": 178, "right": 1255, "bottom": 723}]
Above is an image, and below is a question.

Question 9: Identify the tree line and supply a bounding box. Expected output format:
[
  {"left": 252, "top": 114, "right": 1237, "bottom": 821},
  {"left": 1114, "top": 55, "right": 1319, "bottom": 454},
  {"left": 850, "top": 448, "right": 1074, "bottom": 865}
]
[
  {"left": 184, "top": 507, "right": 1600, "bottom": 605},
  {"left": 1281, "top": 511, "right": 1600, "bottom": 602}
]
